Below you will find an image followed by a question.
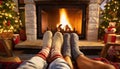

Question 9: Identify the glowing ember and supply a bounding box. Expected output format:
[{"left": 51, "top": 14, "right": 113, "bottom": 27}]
[{"left": 57, "top": 8, "right": 73, "bottom": 31}]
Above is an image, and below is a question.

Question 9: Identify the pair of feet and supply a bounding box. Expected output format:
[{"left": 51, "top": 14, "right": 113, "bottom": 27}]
[{"left": 37, "top": 31, "right": 83, "bottom": 62}]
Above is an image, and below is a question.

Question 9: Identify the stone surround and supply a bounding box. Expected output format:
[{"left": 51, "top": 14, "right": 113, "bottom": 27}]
[{"left": 24, "top": 0, "right": 101, "bottom": 41}]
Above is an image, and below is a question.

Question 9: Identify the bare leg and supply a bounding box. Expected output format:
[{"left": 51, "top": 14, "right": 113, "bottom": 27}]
[
  {"left": 70, "top": 33, "right": 115, "bottom": 69},
  {"left": 76, "top": 55, "right": 115, "bottom": 69},
  {"left": 64, "top": 56, "right": 74, "bottom": 69},
  {"left": 62, "top": 33, "right": 74, "bottom": 69}
]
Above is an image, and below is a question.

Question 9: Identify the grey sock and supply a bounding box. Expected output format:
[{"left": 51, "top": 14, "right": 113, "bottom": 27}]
[
  {"left": 70, "top": 33, "right": 84, "bottom": 60},
  {"left": 62, "top": 33, "right": 71, "bottom": 57}
]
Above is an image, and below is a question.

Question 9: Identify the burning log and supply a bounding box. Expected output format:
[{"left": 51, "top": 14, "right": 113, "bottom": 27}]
[{"left": 65, "top": 25, "right": 71, "bottom": 32}]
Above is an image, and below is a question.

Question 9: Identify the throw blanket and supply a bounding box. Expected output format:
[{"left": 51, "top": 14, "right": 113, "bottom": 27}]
[{"left": 0, "top": 58, "right": 119, "bottom": 69}]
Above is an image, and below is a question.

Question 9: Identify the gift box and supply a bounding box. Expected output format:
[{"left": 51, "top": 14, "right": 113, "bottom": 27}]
[
  {"left": 115, "top": 35, "right": 120, "bottom": 43},
  {"left": 104, "top": 34, "right": 116, "bottom": 43},
  {"left": 13, "top": 34, "right": 20, "bottom": 45},
  {"left": 107, "top": 34, "right": 116, "bottom": 43}
]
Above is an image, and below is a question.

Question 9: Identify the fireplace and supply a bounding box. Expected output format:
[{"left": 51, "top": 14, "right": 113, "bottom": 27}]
[
  {"left": 36, "top": 1, "right": 89, "bottom": 39},
  {"left": 24, "top": 0, "right": 100, "bottom": 41}
]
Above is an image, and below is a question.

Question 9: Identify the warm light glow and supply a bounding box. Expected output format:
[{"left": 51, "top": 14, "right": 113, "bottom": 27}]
[{"left": 57, "top": 8, "right": 73, "bottom": 31}]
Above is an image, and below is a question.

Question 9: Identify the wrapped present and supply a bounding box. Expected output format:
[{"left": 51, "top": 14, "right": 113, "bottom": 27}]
[
  {"left": 116, "top": 35, "right": 120, "bottom": 43},
  {"left": 13, "top": 34, "right": 20, "bottom": 45},
  {"left": 107, "top": 34, "right": 116, "bottom": 43},
  {"left": 104, "top": 34, "right": 108, "bottom": 43},
  {"left": 104, "top": 34, "right": 116, "bottom": 43},
  {"left": 0, "top": 32, "right": 13, "bottom": 39}
]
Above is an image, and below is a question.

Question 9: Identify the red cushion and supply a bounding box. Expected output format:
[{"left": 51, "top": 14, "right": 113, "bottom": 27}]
[{"left": 0, "top": 62, "right": 22, "bottom": 69}]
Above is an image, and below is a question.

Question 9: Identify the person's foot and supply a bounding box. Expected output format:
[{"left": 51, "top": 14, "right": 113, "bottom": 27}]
[
  {"left": 49, "top": 31, "right": 63, "bottom": 61},
  {"left": 70, "top": 33, "right": 84, "bottom": 60},
  {"left": 62, "top": 33, "right": 71, "bottom": 57},
  {"left": 36, "top": 31, "right": 53, "bottom": 60},
  {"left": 42, "top": 31, "right": 53, "bottom": 48}
]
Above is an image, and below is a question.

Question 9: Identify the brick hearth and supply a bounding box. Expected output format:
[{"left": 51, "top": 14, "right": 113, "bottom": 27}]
[{"left": 15, "top": 40, "right": 104, "bottom": 49}]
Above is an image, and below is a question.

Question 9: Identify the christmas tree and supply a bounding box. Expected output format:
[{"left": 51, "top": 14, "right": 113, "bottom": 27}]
[
  {"left": 0, "top": 0, "right": 22, "bottom": 33},
  {"left": 99, "top": 0, "right": 120, "bottom": 39}
]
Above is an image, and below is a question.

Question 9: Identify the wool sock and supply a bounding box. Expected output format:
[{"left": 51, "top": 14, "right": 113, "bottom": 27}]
[
  {"left": 36, "top": 31, "right": 52, "bottom": 60},
  {"left": 70, "top": 33, "right": 84, "bottom": 60},
  {"left": 62, "top": 33, "right": 71, "bottom": 57},
  {"left": 50, "top": 32, "right": 63, "bottom": 61}
]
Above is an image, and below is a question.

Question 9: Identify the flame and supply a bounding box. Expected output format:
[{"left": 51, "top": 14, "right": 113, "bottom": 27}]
[{"left": 57, "top": 8, "right": 73, "bottom": 31}]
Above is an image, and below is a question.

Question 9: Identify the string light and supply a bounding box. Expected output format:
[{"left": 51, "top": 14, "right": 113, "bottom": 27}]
[
  {"left": 108, "top": 4, "right": 110, "bottom": 6},
  {"left": 104, "top": 16, "right": 106, "bottom": 19},
  {"left": 113, "top": 9, "right": 115, "bottom": 11},
  {"left": 9, "top": 14, "right": 12, "bottom": 18},
  {"left": 117, "top": 7, "right": 119, "bottom": 9},
  {"left": 5, "top": 13, "right": 8, "bottom": 16},
  {"left": 107, "top": 7, "right": 110, "bottom": 9},
  {"left": 15, "top": 20, "right": 18, "bottom": 23}
]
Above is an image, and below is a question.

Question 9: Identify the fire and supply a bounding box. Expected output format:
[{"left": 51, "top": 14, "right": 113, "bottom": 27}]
[{"left": 57, "top": 8, "right": 73, "bottom": 31}]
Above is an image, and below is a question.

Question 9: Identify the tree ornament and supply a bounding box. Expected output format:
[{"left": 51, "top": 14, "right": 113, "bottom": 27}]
[
  {"left": 0, "top": 1, "right": 2, "bottom": 5},
  {"left": 7, "top": 20, "right": 10, "bottom": 26}
]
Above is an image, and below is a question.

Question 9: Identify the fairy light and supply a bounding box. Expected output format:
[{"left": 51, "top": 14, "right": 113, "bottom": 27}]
[
  {"left": 113, "top": 9, "right": 115, "bottom": 11},
  {"left": 9, "top": 14, "right": 12, "bottom": 18},
  {"left": 117, "top": 7, "right": 119, "bottom": 9},
  {"left": 104, "top": 16, "right": 106, "bottom": 19},
  {"left": 15, "top": 20, "right": 18, "bottom": 23},
  {"left": 108, "top": 4, "right": 110, "bottom": 6},
  {"left": 5, "top": 13, "right": 8, "bottom": 16}
]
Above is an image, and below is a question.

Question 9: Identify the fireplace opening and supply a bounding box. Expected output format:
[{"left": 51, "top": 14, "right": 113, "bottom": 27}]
[{"left": 36, "top": 1, "right": 88, "bottom": 39}]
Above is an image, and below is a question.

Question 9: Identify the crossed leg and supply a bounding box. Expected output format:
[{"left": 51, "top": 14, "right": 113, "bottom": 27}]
[{"left": 70, "top": 33, "right": 115, "bottom": 69}]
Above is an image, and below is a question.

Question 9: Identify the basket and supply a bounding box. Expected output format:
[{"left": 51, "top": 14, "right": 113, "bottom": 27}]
[{"left": 0, "top": 32, "right": 13, "bottom": 39}]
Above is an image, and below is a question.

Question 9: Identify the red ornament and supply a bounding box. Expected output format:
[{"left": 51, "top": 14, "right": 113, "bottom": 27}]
[
  {"left": 0, "top": 1, "right": 2, "bottom": 5},
  {"left": 7, "top": 20, "right": 11, "bottom": 26}
]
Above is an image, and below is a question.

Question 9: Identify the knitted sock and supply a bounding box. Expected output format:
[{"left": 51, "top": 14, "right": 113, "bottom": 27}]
[
  {"left": 70, "top": 33, "right": 84, "bottom": 60},
  {"left": 62, "top": 33, "right": 71, "bottom": 57},
  {"left": 50, "top": 32, "right": 63, "bottom": 62},
  {"left": 37, "top": 31, "right": 52, "bottom": 60}
]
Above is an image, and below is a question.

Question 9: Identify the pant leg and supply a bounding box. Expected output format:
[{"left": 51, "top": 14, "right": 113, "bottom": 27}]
[
  {"left": 17, "top": 56, "right": 47, "bottom": 69},
  {"left": 48, "top": 58, "right": 71, "bottom": 69}
]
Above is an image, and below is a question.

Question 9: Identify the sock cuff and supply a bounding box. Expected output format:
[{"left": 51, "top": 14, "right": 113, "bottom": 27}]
[
  {"left": 50, "top": 54, "right": 63, "bottom": 62},
  {"left": 36, "top": 53, "right": 47, "bottom": 60},
  {"left": 36, "top": 46, "right": 51, "bottom": 60}
]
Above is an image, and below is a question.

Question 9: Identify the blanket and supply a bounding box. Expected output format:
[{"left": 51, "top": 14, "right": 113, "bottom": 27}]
[{"left": 0, "top": 58, "right": 119, "bottom": 69}]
